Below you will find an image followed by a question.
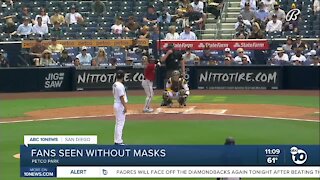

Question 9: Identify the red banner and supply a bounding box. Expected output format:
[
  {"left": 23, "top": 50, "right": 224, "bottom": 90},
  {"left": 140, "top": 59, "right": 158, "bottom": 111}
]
[{"left": 159, "top": 40, "right": 269, "bottom": 50}]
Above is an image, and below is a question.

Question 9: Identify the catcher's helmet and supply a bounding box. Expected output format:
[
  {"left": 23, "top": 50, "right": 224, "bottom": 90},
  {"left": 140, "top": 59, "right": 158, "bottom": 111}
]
[
  {"left": 116, "top": 70, "right": 125, "bottom": 79},
  {"left": 172, "top": 70, "right": 180, "bottom": 77}
]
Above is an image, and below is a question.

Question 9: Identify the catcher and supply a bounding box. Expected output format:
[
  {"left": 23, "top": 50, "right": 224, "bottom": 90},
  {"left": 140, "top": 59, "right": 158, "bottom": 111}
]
[{"left": 162, "top": 70, "right": 190, "bottom": 107}]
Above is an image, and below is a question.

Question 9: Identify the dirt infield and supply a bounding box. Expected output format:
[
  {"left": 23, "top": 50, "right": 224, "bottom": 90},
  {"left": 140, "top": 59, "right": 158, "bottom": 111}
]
[
  {"left": 1, "top": 90, "right": 319, "bottom": 123},
  {"left": 0, "top": 90, "right": 319, "bottom": 100}
]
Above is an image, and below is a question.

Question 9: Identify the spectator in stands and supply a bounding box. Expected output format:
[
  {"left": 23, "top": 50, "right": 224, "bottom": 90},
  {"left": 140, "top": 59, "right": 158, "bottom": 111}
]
[
  {"left": 111, "top": 18, "right": 125, "bottom": 36},
  {"left": 125, "top": 16, "right": 140, "bottom": 33},
  {"left": 157, "top": 7, "right": 172, "bottom": 24},
  {"left": 223, "top": 57, "right": 233, "bottom": 66},
  {"left": 240, "top": 2, "right": 255, "bottom": 21},
  {"left": 58, "top": 49, "right": 72, "bottom": 65},
  {"left": 248, "top": 22, "right": 265, "bottom": 39},
  {"left": 177, "top": 0, "right": 190, "bottom": 13},
  {"left": 47, "top": 38, "right": 64, "bottom": 53},
  {"left": 224, "top": 48, "right": 234, "bottom": 62},
  {"left": 73, "top": 57, "right": 81, "bottom": 67},
  {"left": 290, "top": 48, "right": 307, "bottom": 65},
  {"left": 269, "top": 3, "right": 285, "bottom": 22},
  {"left": 50, "top": 22, "right": 63, "bottom": 38},
  {"left": 266, "top": 14, "right": 282, "bottom": 32},
  {"left": 50, "top": 9, "right": 65, "bottom": 25},
  {"left": 184, "top": 5, "right": 204, "bottom": 29},
  {"left": 150, "top": 25, "right": 165, "bottom": 41},
  {"left": 91, "top": 59, "right": 98, "bottom": 67},
  {"left": 40, "top": 50, "right": 55, "bottom": 66},
  {"left": 91, "top": 0, "right": 106, "bottom": 15},
  {"left": 16, "top": 17, "right": 32, "bottom": 36},
  {"left": 16, "top": 6, "right": 34, "bottom": 24},
  {"left": 165, "top": 25, "right": 180, "bottom": 40},
  {"left": 241, "top": 56, "right": 251, "bottom": 65},
  {"left": 241, "top": 0, "right": 256, "bottom": 10},
  {"left": 65, "top": 6, "right": 84, "bottom": 26},
  {"left": 262, "top": 0, "right": 276, "bottom": 11},
  {"left": 293, "top": 36, "right": 309, "bottom": 51},
  {"left": 234, "top": 48, "right": 252, "bottom": 64},
  {"left": 191, "top": 0, "right": 206, "bottom": 24},
  {"left": 2, "top": 17, "right": 16, "bottom": 36},
  {"left": 182, "top": 47, "right": 199, "bottom": 65},
  {"left": 76, "top": 46, "right": 92, "bottom": 64},
  {"left": 255, "top": 2, "right": 269, "bottom": 22},
  {"left": 143, "top": 6, "right": 158, "bottom": 24},
  {"left": 235, "top": 15, "right": 251, "bottom": 33},
  {"left": 29, "top": 38, "right": 46, "bottom": 65},
  {"left": 138, "top": 25, "right": 150, "bottom": 39},
  {"left": 201, "top": 46, "right": 216, "bottom": 65},
  {"left": 35, "top": 8, "right": 51, "bottom": 26},
  {"left": 206, "top": 0, "right": 224, "bottom": 19},
  {"left": 283, "top": 3, "right": 299, "bottom": 33},
  {"left": 179, "top": 25, "right": 197, "bottom": 40},
  {"left": 282, "top": 37, "right": 293, "bottom": 51},
  {"left": 93, "top": 48, "right": 108, "bottom": 65},
  {"left": 32, "top": 17, "right": 48, "bottom": 36},
  {"left": 306, "top": 50, "right": 317, "bottom": 63},
  {"left": 314, "top": 0, "right": 320, "bottom": 14},
  {"left": 310, "top": 56, "right": 320, "bottom": 66},
  {"left": 273, "top": 47, "right": 289, "bottom": 64},
  {"left": 0, "top": 49, "right": 9, "bottom": 67}
]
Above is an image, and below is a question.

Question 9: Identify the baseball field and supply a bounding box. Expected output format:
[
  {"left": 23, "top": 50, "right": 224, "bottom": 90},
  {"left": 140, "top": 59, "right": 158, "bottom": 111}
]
[{"left": 0, "top": 89, "right": 319, "bottom": 180}]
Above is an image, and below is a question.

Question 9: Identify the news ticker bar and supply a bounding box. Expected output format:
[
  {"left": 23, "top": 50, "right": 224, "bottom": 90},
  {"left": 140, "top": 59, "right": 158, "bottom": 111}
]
[{"left": 28, "top": 166, "right": 318, "bottom": 178}]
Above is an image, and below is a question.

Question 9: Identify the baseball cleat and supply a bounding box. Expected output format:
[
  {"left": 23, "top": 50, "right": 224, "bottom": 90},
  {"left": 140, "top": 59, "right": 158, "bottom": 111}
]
[
  {"left": 143, "top": 108, "right": 154, "bottom": 113},
  {"left": 114, "top": 143, "right": 125, "bottom": 145},
  {"left": 167, "top": 103, "right": 173, "bottom": 108}
]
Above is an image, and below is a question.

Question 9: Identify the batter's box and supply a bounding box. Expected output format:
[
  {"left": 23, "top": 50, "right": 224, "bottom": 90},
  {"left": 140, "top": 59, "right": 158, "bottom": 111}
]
[
  {"left": 183, "top": 109, "right": 227, "bottom": 114},
  {"left": 155, "top": 106, "right": 196, "bottom": 114}
]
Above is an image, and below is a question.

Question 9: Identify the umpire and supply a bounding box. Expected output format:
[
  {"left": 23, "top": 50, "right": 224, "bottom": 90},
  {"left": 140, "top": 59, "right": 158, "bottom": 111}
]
[{"left": 160, "top": 43, "right": 186, "bottom": 79}]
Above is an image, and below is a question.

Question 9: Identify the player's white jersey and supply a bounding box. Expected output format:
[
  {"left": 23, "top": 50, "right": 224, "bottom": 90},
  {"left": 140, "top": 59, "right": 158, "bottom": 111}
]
[{"left": 112, "top": 81, "right": 128, "bottom": 103}]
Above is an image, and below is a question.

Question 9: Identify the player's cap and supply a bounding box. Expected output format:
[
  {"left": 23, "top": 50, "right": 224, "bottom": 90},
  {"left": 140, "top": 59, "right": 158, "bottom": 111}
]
[
  {"left": 224, "top": 137, "right": 235, "bottom": 145},
  {"left": 245, "top": 2, "right": 250, "bottom": 6},
  {"left": 172, "top": 70, "right": 180, "bottom": 77},
  {"left": 274, "top": 2, "right": 279, "bottom": 6},
  {"left": 81, "top": 46, "right": 87, "bottom": 51},
  {"left": 224, "top": 47, "right": 231, "bottom": 52},
  {"left": 116, "top": 70, "right": 125, "bottom": 79},
  {"left": 51, "top": 37, "right": 57, "bottom": 41}
]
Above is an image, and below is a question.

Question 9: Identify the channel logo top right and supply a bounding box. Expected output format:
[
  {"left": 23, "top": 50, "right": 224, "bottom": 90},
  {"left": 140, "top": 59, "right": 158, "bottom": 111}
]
[{"left": 290, "top": 146, "right": 308, "bottom": 165}]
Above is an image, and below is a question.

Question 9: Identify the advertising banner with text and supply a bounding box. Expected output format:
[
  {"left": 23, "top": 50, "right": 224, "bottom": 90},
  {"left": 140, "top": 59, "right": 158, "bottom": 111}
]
[{"left": 159, "top": 40, "right": 269, "bottom": 50}]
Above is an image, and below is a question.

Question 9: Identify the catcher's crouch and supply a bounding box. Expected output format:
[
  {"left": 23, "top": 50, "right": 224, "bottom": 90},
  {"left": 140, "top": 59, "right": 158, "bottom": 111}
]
[{"left": 162, "top": 70, "right": 190, "bottom": 107}]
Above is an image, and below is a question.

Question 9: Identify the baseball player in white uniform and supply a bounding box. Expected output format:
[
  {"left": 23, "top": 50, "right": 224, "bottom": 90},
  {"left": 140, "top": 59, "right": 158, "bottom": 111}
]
[{"left": 112, "top": 70, "right": 128, "bottom": 145}]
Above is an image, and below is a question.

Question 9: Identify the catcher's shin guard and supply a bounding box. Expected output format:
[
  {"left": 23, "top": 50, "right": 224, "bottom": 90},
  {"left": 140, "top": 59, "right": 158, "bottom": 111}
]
[{"left": 178, "top": 96, "right": 187, "bottom": 106}]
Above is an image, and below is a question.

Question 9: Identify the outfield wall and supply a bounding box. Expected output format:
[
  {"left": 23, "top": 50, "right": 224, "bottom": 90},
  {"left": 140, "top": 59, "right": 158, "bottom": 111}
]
[{"left": 0, "top": 66, "right": 318, "bottom": 92}]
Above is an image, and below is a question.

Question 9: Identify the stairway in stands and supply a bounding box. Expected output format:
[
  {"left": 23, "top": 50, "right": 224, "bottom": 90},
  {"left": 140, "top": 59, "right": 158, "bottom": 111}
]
[
  {"left": 219, "top": 0, "right": 241, "bottom": 39},
  {"left": 202, "top": 0, "right": 241, "bottom": 39}
]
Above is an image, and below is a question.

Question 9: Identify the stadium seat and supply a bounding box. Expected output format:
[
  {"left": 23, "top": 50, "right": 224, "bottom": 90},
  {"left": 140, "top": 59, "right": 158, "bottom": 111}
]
[{"left": 64, "top": 47, "right": 79, "bottom": 59}]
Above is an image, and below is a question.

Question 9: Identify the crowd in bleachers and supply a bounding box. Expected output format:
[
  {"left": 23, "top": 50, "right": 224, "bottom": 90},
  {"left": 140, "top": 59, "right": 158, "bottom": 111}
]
[
  {"left": 237, "top": 0, "right": 320, "bottom": 39},
  {"left": 0, "top": 0, "right": 319, "bottom": 67}
]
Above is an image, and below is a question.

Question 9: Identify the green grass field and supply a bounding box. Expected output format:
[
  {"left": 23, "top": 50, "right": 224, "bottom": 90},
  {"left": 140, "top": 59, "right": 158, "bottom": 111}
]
[{"left": 0, "top": 94, "right": 319, "bottom": 180}]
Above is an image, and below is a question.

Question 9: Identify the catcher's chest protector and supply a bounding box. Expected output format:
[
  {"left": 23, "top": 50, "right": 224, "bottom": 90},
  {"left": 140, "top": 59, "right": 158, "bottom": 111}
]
[{"left": 171, "top": 78, "right": 184, "bottom": 92}]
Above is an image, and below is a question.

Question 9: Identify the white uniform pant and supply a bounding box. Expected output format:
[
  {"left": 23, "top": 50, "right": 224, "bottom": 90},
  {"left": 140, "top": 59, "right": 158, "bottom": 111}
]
[
  {"left": 114, "top": 103, "right": 126, "bottom": 144},
  {"left": 141, "top": 80, "right": 154, "bottom": 109}
]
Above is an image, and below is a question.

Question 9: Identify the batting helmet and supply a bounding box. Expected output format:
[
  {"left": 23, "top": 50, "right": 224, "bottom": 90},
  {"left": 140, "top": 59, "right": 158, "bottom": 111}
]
[{"left": 116, "top": 70, "right": 125, "bottom": 79}]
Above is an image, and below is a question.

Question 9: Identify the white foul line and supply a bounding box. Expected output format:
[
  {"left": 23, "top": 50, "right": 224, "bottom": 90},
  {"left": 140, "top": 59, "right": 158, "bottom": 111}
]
[{"left": 0, "top": 112, "right": 319, "bottom": 124}]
